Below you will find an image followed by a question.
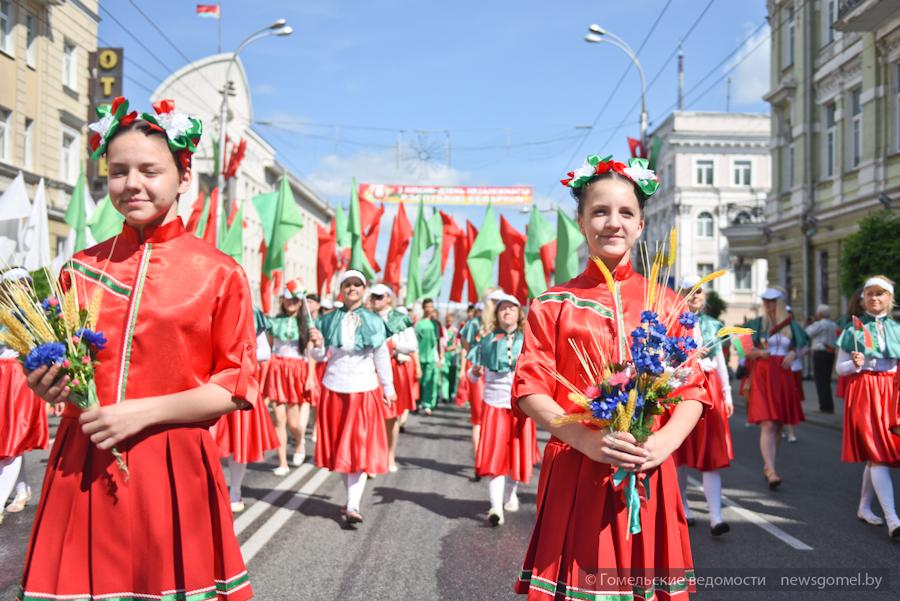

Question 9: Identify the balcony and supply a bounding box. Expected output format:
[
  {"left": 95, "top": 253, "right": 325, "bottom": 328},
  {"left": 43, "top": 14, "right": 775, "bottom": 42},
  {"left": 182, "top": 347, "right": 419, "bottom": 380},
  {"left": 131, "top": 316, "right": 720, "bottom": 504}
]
[
  {"left": 720, "top": 222, "right": 770, "bottom": 259},
  {"left": 834, "top": 0, "right": 900, "bottom": 31}
]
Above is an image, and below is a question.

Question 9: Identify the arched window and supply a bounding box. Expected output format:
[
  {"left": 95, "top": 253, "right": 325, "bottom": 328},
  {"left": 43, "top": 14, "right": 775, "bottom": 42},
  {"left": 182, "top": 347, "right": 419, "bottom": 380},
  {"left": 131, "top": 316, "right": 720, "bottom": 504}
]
[
  {"left": 696, "top": 211, "right": 714, "bottom": 238},
  {"left": 734, "top": 211, "right": 752, "bottom": 225}
]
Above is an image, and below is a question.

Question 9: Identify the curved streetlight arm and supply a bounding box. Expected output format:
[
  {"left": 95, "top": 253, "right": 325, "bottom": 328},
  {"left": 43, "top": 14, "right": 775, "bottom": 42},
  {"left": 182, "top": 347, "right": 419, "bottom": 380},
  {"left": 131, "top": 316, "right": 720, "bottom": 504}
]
[{"left": 585, "top": 35, "right": 648, "bottom": 146}]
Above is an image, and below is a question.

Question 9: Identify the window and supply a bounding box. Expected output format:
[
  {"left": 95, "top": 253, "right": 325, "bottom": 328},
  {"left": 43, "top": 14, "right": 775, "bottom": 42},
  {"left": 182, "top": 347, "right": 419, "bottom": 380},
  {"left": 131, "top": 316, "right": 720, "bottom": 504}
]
[
  {"left": 23, "top": 118, "right": 33, "bottom": 170},
  {"left": 824, "top": 102, "right": 836, "bottom": 178},
  {"left": 25, "top": 13, "right": 35, "bottom": 67},
  {"left": 734, "top": 211, "right": 752, "bottom": 225},
  {"left": 695, "top": 159, "right": 714, "bottom": 185},
  {"left": 818, "top": 251, "right": 829, "bottom": 306},
  {"left": 0, "top": 1, "right": 11, "bottom": 55},
  {"left": 733, "top": 160, "right": 752, "bottom": 186},
  {"left": 782, "top": 143, "right": 795, "bottom": 192},
  {"left": 782, "top": 4, "right": 795, "bottom": 68},
  {"left": 697, "top": 263, "right": 715, "bottom": 289},
  {"left": 60, "top": 126, "right": 79, "bottom": 185},
  {"left": 850, "top": 88, "right": 862, "bottom": 168},
  {"left": 0, "top": 108, "right": 9, "bottom": 161},
  {"left": 823, "top": 0, "right": 837, "bottom": 45},
  {"left": 735, "top": 263, "right": 752, "bottom": 290},
  {"left": 63, "top": 41, "right": 77, "bottom": 91},
  {"left": 696, "top": 211, "right": 714, "bottom": 238}
]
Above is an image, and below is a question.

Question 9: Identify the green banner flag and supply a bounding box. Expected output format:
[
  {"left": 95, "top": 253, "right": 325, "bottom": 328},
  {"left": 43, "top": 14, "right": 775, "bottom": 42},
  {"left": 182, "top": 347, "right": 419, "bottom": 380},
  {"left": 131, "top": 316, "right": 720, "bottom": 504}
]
[
  {"left": 86, "top": 194, "right": 124, "bottom": 244},
  {"left": 405, "top": 200, "right": 429, "bottom": 305},
  {"left": 421, "top": 210, "right": 443, "bottom": 299},
  {"left": 466, "top": 203, "right": 505, "bottom": 297},
  {"left": 258, "top": 176, "right": 303, "bottom": 277},
  {"left": 335, "top": 204, "right": 350, "bottom": 248},
  {"left": 220, "top": 201, "right": 243, "bottom": 264},
  {"left": 348, "top": 177, "right": 376, "bottom": 280},
  {"left": 524, "top": 205, "right": 556, "bottom": 298},
  {"left": 554, "top": 207, "right": 585, "bottom": 284},
  {"left": 64, "top": 169, "right": 90, "bottom": 252}
]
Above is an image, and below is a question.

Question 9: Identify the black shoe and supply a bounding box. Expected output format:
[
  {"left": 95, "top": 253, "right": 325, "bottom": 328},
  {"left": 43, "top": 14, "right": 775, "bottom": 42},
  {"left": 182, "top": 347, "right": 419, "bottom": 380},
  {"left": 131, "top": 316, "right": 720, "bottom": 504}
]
[
  {"left": 710, "top": 522, "right": 730, "bottom": 536},
  {"left": 399, "top": 425, "right": 407, "bottom": 433},
  {"left": 686, "top": 517, "right": 696, "bottom": 527},
  {"left": 819, "top": 409, "right": 834, "bottom": 414},
  {"left": 471, "top": 474, "right": 482, "bottom": 483}
]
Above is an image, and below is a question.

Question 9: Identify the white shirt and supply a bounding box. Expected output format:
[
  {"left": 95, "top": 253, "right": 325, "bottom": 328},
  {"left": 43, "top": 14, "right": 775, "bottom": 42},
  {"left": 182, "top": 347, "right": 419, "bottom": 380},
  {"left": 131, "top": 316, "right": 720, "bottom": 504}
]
[
  {"left": 805, "top": 319, "right": 838, "bottom": 352},
  {"left": 766, "top": 333, "right": 792, "bottom": 357},
  {"left": 468, "top": 367, "right": 513, "bottom": 409},
  {"left": 272, "top": 338, "right": 303, "bottom": 358},
  {"left": 695, "top": 324, "right": 733, "bottom": 406},
  {"left": 256, "top": 332, "right": 271, "bottom": 363},
  {"left": 310, "top": 311, "right": 395, "bottom": 397},
  {"left": 836, "top": 350, "right": 898, "bottom": 376}
]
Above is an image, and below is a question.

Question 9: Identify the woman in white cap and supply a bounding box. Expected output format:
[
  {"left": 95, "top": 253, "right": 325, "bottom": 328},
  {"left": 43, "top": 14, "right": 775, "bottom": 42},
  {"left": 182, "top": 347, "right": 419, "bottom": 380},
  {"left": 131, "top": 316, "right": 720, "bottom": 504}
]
[
  {"left": 744, "top": 286, "right": 809, "bottom": 488},
  {"left": 0, "top": 268, "right": 49, "bottom": 525},
  {"left": 261, "top": 279, "right": 318, "bottom": 476},
  {"left": 835, "top": 275, "right": 900, "bottom": 537},
  {"left": 673, "top": 276, "right": 734, "bottom": 535},
  {"left": 309, "top": 270, "right": 396, "bottom": 525},
  {"left": 467, "top": 292, "right": 539, "bottom": 526}
]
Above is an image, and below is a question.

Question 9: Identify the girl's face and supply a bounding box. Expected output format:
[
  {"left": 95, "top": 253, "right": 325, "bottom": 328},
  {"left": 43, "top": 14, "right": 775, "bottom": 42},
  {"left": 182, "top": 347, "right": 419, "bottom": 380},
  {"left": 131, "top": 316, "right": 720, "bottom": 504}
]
[
  {"left": 281, "top": 298, "right": 301, "bottom": 316},
  {"left": 341, "top": 278, "right": 365, "bottom": 304},
  {"left": 306, "top": 298, "right": 320, "bottom": 316},
  {"left": 762, "top": 298, "right": 778, "bottom": 318},
  {"left": 577, "top": 178, "right": 643, "bottom": 264},
  {"left": 107, "top": 130, "right": 190, "bottom": 229},
  {"left": 863, "top": 286, "right": 892, "bottom": 316},
  {"left": 684, "top": 288, "right": 705, "bottom": 313},
  {"left": 496, "top": 301, "right": 519, "bottom": 330}
]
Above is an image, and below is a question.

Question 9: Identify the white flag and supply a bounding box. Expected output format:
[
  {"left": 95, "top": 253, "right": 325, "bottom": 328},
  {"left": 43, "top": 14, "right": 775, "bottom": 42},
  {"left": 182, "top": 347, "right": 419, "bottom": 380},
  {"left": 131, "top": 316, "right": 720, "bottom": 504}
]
[
  {"left": 20, "top": 179, "right": 52, "bottom": 271},
  {"left": 0, "top": 172, "right": 32, "bottom": 221}
]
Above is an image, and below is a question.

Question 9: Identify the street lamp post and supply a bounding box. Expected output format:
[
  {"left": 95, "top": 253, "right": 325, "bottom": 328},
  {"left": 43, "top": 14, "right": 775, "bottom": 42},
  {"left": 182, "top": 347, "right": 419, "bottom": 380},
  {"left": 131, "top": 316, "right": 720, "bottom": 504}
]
[
  {"left": 584, "top": 25, "right": 648, "bottom": 150},
  {"left": 216, "top": 19, "right": 293, "bottom": 238}
]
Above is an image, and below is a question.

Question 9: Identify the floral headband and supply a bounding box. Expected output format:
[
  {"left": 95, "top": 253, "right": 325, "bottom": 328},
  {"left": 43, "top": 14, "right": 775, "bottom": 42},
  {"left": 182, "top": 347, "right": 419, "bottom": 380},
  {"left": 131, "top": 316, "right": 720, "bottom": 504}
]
[
  {"left": 561, "top": 154, "right": 660, "bottom": 199},
  {"left": 87, "top": 96, "right": 203, "bottom": 170}
]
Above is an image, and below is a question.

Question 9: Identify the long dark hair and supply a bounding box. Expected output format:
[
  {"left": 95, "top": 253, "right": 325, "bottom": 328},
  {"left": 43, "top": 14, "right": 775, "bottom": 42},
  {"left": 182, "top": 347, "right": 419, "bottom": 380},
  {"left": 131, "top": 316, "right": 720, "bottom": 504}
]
[{"left": 279, "top": 298, "right": 310, "bottom": 353}]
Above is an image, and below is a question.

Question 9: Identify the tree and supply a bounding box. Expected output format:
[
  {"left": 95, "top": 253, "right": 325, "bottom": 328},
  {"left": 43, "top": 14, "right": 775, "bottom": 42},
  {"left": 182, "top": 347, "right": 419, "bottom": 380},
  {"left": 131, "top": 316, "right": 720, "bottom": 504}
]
[
  {"left": 840, "top": 211, "right": 900, "bottom": 296},
  {"left": 705, "top": 290, "right": 727, "bottom": 320}
]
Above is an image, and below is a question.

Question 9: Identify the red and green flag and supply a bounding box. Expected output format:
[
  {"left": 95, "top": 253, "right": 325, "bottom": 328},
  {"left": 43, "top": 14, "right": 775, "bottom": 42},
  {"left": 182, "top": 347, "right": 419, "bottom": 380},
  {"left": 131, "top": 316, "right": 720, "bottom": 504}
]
[
  {"left": 852, "top": 316, "right": 876, "bottom": 352},
  {"left": 348, "top": 177, "right": 377, "bottom": 280},
  {"left": 732, "top": 333, "right": 754, "bottom": 360}
]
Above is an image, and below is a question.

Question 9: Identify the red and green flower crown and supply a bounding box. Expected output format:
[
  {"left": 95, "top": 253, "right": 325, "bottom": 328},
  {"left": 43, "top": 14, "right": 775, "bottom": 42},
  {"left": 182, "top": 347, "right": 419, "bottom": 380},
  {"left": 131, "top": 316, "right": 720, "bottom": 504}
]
[{"left": 561, "top": 154, "right": 660, "bottom": 199}]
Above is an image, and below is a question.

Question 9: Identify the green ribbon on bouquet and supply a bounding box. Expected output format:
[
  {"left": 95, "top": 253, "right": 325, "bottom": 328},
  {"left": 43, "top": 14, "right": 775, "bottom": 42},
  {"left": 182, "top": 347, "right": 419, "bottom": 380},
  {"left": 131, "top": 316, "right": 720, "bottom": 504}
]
[{"left": 612, "top": 467, "right": 650, "bottom": 535}]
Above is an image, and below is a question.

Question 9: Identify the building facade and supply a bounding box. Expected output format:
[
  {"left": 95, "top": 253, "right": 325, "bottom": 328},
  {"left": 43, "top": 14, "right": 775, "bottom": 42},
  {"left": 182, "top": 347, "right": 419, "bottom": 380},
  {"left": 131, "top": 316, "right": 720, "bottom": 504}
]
[
  {"left": 726, "top": 0, "right": 900, "bottom": 317},
  {"left": 0, "top": 0, "right": 99, "bottom": 255},
  {"left": 645, "top": 111, "right": 771, "bottom": 326}
]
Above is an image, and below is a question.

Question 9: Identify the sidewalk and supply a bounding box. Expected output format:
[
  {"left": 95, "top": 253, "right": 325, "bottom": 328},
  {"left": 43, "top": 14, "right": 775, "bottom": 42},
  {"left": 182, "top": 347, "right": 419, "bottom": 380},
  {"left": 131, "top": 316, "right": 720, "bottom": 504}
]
[{"left": 732, "top": 377, "right": 843, "bottom": 432}]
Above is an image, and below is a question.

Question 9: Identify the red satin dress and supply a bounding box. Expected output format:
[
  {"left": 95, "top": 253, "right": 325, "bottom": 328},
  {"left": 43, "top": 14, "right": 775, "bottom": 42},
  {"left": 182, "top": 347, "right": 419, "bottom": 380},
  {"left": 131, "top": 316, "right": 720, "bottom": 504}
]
[
  {"left": 746, "top": 334, "right": 805, "bottom": 426},
  {"left": 0, "top": 356, "right": 48, "bottom": 459},
  {"left": 386, "top": 339, "right": 416, "bottom": 419},
  {"left": 511, "top": 261, "right": 708, "bottom": 601},
  {"left": 841, "top": 362, "right": 900, "bottom": 466},
  {"left": 20, "top": 220, "right": 258, "bottom": 601}
]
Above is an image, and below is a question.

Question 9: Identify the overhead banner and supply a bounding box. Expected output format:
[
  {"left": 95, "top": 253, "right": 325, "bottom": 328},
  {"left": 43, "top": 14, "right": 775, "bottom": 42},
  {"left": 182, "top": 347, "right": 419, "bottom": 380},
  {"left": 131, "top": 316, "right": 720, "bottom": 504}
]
[{"left": 358, "top": 183, "right": 532, "bottom": 206}]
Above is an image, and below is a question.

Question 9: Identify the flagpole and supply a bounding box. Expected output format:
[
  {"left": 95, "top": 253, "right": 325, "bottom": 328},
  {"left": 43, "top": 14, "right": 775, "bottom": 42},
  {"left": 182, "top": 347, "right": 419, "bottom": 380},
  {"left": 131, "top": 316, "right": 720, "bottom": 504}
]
[{"left": 217, "top": 3, "right": 222, "bottom": 53}]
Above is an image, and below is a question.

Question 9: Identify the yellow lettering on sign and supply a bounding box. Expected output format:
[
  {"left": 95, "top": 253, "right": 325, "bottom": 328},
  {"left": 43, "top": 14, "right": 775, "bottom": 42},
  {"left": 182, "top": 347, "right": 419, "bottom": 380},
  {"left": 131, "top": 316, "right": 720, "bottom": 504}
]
[
  {"left": 98, "top": 49, "right": 118, "bottom": 70},
  {"left": 99, "top": 76, "right": 116, "bottom": 97}
]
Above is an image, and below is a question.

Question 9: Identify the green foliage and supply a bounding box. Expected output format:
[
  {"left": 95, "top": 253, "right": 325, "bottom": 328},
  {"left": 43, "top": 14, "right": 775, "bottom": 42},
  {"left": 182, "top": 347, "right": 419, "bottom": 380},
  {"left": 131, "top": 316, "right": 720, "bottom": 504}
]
[
  {"left": 840, "top": 211, "right": 900, "bottom": 296},
  {"left": 29, "top": 269, "right": 51, "bottom": 301},
  {"left": 705, "top": 290, "right": 727, "bottom": 320}
]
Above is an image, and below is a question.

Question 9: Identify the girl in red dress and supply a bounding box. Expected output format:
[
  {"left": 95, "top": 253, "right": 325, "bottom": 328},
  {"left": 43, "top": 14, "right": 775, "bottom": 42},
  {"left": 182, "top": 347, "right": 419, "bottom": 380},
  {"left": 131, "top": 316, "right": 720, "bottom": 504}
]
[
  {"left": 19, "top": 98, "right": 257, "bottom": 599},
  {"left": 835, "top": 275, "right": 900, "bottom": 538},
  {"left": 309, "top": 271, "right": 396, "bottom": 525},
  {"left": 0, "top": 268, "right": 49, "bottom": 525},
  {"left": 673, "top": 278, "right": 734, "bottom": 536},
  {"left": 512, "top": 155, "right": 708, "bottom": 600},
  {"left": 467, "top": 292, "right": 539, "bottom": 526},
  {"left": 459, "top": 303, "right": 486, "bottom": 460},
  {"left": 262, "top": 282, "right": 317, "bottom": 476}
]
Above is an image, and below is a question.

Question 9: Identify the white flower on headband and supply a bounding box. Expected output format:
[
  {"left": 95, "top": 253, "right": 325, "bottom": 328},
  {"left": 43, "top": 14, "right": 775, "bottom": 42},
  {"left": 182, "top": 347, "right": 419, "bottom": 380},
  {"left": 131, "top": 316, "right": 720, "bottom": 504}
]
[
  {"left": 88, "top": 113, "right": 116, "bottom": 139},
  {"left": 155, "top": 111, "right": 192, "bottom": 141},
  {"left": 572, "top": 158, "right": 597, "bottom": 181},
  {"left": 623, "top": 163, "right": 657, "bottom": 184}
]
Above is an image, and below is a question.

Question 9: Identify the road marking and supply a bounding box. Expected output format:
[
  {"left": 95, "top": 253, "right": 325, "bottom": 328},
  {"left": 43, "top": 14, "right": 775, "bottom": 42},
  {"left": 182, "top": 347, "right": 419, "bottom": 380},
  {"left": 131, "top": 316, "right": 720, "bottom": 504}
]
[
  {"left": 233, "top": 463, "right": 314, "bottom": 536},
  {"left": 241, "top": 467, "right": 332, "bottom": 562},
  {"left": 687, "top": 476, "right": 813, "bottom": 551}
]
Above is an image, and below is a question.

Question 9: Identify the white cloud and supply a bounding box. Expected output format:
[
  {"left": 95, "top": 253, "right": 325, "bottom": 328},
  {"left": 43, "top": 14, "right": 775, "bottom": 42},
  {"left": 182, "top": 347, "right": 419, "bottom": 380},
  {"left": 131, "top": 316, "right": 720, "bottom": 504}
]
[
  {"left": 253, "top": 83, "right": 277, "bottom": 96},
  {"left": 726, "top": 24, "right": 771, "bottom": 106}
]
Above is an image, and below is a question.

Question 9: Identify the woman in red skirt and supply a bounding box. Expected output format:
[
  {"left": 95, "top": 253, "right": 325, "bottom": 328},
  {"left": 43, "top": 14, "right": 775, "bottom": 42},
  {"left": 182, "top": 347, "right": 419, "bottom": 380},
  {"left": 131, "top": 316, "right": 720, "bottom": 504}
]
[
  {"left": 0, "top": 268, "right": 49, "bottom": 525},
  {"left": 369, "top": 283, "right": 418, "bottom": 473},
  {"left": 215, "top": 307, "right": 279, "bottom": 512},
  {"left": 309, "top": 270, "right": 396, "bottom": 526},
  {"left": 835, "top": 275, "right": 900, "bottom": 538},
  {"left": 262, "top": 282, "right": 317, "bottom": 476},
  {"left": 743, "top": 287, "right": 809, "bottom": 488},
  {"left": 673, "top": 277, "right": 734, "bottom": 536},
  {"left": 20, "top": 97, "right": 257, "bottom": 599},
  {"left": 512, "top": 155, "right": 708, "bottom": 600},
  {"left": 467, "top": 292, "right": 539, "bottom": 526},
  {"left": 459, "top": 298, "right": 489, "bottom": 468}
]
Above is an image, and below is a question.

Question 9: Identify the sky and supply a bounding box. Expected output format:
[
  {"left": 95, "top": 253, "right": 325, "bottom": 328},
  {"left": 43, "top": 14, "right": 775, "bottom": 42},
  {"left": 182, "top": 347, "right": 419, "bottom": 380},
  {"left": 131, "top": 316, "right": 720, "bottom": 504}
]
[{"left": 100, "top": 0, "right": 771, "bottom": 301}]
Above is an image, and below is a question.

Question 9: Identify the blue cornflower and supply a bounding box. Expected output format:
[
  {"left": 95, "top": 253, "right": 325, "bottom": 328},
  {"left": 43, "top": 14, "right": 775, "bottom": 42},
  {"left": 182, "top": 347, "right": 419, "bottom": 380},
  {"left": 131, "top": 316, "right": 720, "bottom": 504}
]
[
  {"left": 640, "top": 310, "right": 659, "bottom": 324},
  {"left": 648, "top": 322, "right": 668, "bottom": 341},
  {"left": 631, "top": 327, "right": 647, "bottom": 341},
  {"left": 42, "top": 298, "right": 61, "bottom": 315},
  {"left": 23, "top": 342, "right": 67, "bottom": 371},
  {"left": 75, "top": 328, "right": 107, "bottom": 351},
  {"left": 679, "top": 312, "right": 698, "bottom": 329}
]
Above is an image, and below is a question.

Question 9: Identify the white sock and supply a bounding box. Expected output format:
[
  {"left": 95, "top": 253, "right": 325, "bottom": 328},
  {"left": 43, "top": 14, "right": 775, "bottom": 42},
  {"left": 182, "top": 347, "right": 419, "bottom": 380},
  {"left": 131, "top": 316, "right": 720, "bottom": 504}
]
[
  {"left": 14, "top": 454, "right": 29, "bottom": 496},
  {"left": 859, "top": 464, "right": 876, "bottom": 514},
  {"left": 489, "top": 475, "right": 505, "bottom": 512},
  {"left": 228, "top": 459, "right": 248, "bottom": 504},
  {"left": 869, "top": 465, "right": 898, "bottom": 522},
  {"left": 0, "top": 456, "right": 23, "bottom": 508},
  {"left": 677, "top": 466, "right": 694, "bottom": 519},
  {"left": 702, "top": 470, "right": 723, "bottom": 525},
  {"left": 346, "top": 472, "right": 368, "bottom": 512},
  {"left": 504, "top": 479, "right": 519, "bottom": 505}
]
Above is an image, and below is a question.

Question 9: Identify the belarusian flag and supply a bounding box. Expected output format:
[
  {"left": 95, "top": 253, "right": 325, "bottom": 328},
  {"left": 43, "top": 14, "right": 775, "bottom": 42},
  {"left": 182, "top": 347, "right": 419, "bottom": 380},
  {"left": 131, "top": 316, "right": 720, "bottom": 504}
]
[
  {"left": 524, "top": 204, "right": 555, "bottom": 298},
  {"left": 87, "top": 194, "right": 124, "bottom": 244},
  {"left": 348, "top": 177, "right": 376, "bottom": 280},
  {"left": 383, "top": 202, "right": 412, "bottom": 293},
  {"left": 196, "top": 4, "right": 220, "bottom": 19},
  {"left": 554, "top": 207, "right": 584, "bottom": 284},
  {"left": 732, "top": 333, "right": 754, "bottom": 360},
  {"left": 253, "top": 177, "right": 304, "bottom": 311},
  {"left": 852, "top": 315, "right": 876, "bottom": 352},
  {"left": 466, "top": 203, "right": 505, "bottom": 298}
]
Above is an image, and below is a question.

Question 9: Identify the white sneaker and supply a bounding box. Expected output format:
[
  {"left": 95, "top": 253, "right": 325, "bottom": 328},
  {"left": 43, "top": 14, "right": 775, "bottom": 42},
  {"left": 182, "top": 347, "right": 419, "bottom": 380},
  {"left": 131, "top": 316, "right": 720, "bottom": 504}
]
[
  {"left": 488, "top": 508, "right": 504, "bottom": 527},
  {"left": 230, "top": 501, "right": 245, "bottom": 513},
  {"left": 293, "top": 442, "right": 306, "bottom": 466},
  {"left": 273, "top": 465, "right": 290, "bottom": 477},
  {"left": 504, "top": 496, "right": 520, "bottom": 513},
  {"left": 388, "top": 463, "right": 399, "bottom": 473}
]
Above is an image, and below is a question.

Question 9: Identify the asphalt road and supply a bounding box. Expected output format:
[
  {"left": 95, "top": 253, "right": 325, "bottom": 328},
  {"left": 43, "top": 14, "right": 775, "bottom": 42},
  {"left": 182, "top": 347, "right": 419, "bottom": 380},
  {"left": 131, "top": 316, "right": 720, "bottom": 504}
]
[{"left": 2, "top": 399, "right": 899, "bottom": 600}]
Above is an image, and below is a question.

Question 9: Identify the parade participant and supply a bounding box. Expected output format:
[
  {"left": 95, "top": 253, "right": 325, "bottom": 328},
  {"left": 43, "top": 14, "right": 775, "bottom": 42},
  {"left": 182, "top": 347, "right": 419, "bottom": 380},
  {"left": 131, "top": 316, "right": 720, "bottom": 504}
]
[
  {"left": 467, "top": 292, "right": 539, "bottom": 526},
  {"left": 744, "top": 287, "right": 808, "bottom": 488},
  {"left": 0, "top": 268, "right": 48, "bottom": 526},
  {"left": 441, "top": 313, "right": 461, "bottom": 404},
  {"left": 215, "top": 306, "right": 279, "bottom": 511},
  {"left": 835, "top": 288, "right": 863, "bottom": 400},
  {"left": 805, "top": 304, "right": 838, "bottom": 414},
  {"left": 20, "top": 97, "right": 256, "bottom": 599},
  {"left": 309, "top": 270, "right": 396, "bottom": 525},
  {"left": 512, "top": 155, "right": 707, "bottom": 600},
  {"left": 262, "top": 280, "right": 317, "bottom": 476},
  {"left": 416, "top": 298, "right": 443, "bottom": 416},
  {"left": 835, "top": 275, "right": 900, "bottom": 538},
  {"left": 369, "top": 283, "right": 419, "bottom": 473},
  {"left": 674, "top": 276, "right": 734, "bottom": 536},
  {"left": 459, "top": 302, "right": 486, "bottom": 458}
]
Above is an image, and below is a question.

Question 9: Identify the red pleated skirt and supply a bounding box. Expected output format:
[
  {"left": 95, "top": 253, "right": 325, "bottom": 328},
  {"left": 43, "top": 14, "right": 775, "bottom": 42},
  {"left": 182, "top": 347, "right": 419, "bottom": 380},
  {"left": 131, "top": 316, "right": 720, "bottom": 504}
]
[
  {"left": 514, "top": 439, "right": 695, "bottom": 600},
  {"left": 261, "top": 355, "right": 313, "bottom": 405},
  {"left": 0, "top": 358, "right": 48, "bottom": 459},
  {"left": 19, "top": 418, "right": 252, "bottom": 600},
  {"left": 475, "top": 405, "right": 540, "bottom": 482},
  {"left": 454, "top": 368, "right": 468, "bottom": 407},
  {"left": 836, "top": 374, "right": 849, "bottom": 399},
  {"left": 315, "top": 387, "right": 388, "bottom": 474},
  {"left": 841, "top": 371, "right": 900, "bottom": 466},
  {"left": 214, "top": 400, "right": 279, "bottom": 464},
  {"left": 793, "top": 371, "right": 805, "bottom": 401},
  {"left": 675, "top": 369, "right": 734, "bottom": 471},
  {"left": 469, "top": 374, "right": 485, "bottom": 425},
  {"left": 747, "top": 356, "right": 805, "bottom": 425},
  {"left": 387, "top": 358, "right": 416, "bottom": 419}
]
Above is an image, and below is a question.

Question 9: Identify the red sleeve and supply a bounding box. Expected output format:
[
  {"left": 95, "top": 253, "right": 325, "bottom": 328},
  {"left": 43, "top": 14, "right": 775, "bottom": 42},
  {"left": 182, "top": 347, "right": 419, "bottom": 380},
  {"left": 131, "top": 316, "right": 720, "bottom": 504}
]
[
  {"left": 511, "top": 298, "right": 559, "bottom": 418},
  {"left": 208, "top": 264, "right": 258, "bottom": 408}
]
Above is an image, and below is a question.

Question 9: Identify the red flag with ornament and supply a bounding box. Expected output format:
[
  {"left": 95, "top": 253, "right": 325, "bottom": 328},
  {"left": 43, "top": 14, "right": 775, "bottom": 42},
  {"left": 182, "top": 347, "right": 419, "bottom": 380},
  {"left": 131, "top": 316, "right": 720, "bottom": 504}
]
[
  {"left": 498, "top": 215, "right": 528, "bottom": 303},
  {"left": 383, "top": 203, "right": 413, "bottom": 292},
  {"left": 439, "top": 211, "right": 463, "bottom": 271},
  {"left": 450, "top": 220, "right": 478, "bottom": 303},
  {"left": 317, "top": 220, "right": 337, "bottom": 295},
  {"left": 358, "top": 198, "right": 384, "bottom": 272}
]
